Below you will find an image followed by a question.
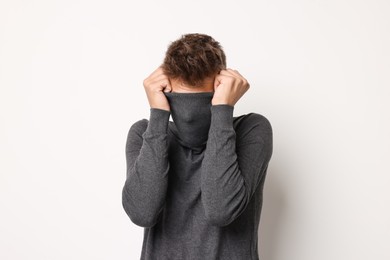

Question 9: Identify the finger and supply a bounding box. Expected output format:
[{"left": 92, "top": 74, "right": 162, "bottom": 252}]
[
  {"left": 218, "top": 69, "right": 234, "bottom": 76},
  {"left": 214, "top": 75, "right": 223, "bottom": 88},
  {"left": 163, "top": 79, "right": 172, "bottom": 92},
  {"left": 226, "top": 68, "right": 241, "bottom": 77},
  {"left": 228, "top": 69, "right": 249, "bottom": 88},
  {"left": 152, "top": 74, "right": 168, "bottom": 81},
  {"left": 226, "top": 68, "right": 245, "bottom": 80},
  {"left": 150, "top": 74, "right": 170, "bottom": 87},
  {"left": 149, "top": 75, "right": 170, "bottom": 89},
  {"left": 227, "top": 69, "right": 249, "bottom": 88}
]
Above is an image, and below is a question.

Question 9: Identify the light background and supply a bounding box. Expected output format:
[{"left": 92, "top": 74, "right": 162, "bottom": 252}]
[{"left": 1, "top": 0, "right": 389, "bottom": 259}]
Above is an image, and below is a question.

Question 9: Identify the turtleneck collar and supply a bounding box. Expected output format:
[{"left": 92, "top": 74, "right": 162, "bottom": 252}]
[{"left": 164, "top": 91, "right": 214, "bottom": 151}]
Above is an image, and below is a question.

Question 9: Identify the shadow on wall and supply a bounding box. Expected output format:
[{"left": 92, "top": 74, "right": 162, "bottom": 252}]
[{"left": 258, "top": 167, "right": 286, "bottom": 260}]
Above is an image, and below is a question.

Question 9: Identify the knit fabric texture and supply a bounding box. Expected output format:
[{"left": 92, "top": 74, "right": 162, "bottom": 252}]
[{"left": 122, "top": 91, "right": 273, "bottom": 260}]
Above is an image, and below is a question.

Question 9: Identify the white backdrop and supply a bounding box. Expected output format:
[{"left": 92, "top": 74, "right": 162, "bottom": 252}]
[{"left": 1, "top": 0, "right": 389, "bottom": 259}]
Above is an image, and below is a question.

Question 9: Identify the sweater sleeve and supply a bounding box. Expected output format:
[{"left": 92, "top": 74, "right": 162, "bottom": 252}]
[
  {"left": 200, "top": 105, "right": 273, "bottom": 227},
  {"left": 122, "top": 108, "right": 171, "bottom": 228}
]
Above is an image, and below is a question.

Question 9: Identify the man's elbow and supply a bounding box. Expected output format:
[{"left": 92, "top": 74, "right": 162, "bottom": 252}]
[
  {"left": 122, "top": 190, "right": 159, "bottom": 228},
  {"left": 127, "top": 211, "right": 158, "bottom": 228}
]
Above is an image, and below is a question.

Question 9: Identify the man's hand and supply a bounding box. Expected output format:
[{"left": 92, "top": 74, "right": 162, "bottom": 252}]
[
  {"left": 212, "top": 68, "right": 250, "bottom": 106},
  {"left": 143, "top": 66, "right": 172, "bottom": 111}
]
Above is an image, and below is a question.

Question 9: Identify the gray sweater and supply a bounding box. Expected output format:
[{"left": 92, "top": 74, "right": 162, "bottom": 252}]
[{"left": 122, "top": 92, "right": 273, "bottom": 260}]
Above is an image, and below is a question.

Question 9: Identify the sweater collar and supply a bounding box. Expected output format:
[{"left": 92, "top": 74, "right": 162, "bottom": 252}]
[{"left": 164, "top": 91, "right": 214, "bottom": 150}]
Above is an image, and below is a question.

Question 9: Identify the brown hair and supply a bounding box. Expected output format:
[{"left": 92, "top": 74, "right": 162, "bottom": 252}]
[{"left": 161, "top": 33, "right": 227, "bottom": 88}]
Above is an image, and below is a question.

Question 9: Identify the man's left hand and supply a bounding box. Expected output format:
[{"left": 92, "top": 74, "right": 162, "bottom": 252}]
[{"left": 212, "top": 68, "right": 250, "bottom": 106}]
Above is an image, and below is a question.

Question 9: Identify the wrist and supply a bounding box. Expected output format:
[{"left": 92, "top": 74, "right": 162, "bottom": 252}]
[
  {"left": 150, "top": 105, "right": 170, "bottom": 112},
  {"left": 210, "top": 104, "right": 234, "bottom": 129},
  {"left": 146, "top": 108, "right": 171, "bottom": 134},
  {"left": 211, "top": 99, "right": 233, "bottom": 106}
]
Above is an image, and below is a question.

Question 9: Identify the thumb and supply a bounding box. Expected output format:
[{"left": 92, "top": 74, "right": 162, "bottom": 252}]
[
  {"left": 163, "top": 84, "right": 172, "bottom": 92},
  {"left": 214, "top": 75, "right": 222, "bottom": 90}
]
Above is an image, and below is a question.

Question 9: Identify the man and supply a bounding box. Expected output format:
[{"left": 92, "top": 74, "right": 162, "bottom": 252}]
[{"left": 122, "top": 33, "right": 273, "bottom": 260}]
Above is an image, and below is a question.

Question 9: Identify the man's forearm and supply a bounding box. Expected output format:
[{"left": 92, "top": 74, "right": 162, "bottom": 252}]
[{"left": 122, "top": 108, "right": 171, "bottom": 228}]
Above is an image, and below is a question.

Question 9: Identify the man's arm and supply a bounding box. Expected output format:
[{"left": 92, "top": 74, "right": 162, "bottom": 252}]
[
  {"left": 122, "top": 66, "right": 172, "bottom": 227},
  {"left": 122, "top": 108, "right": 171, "bottom": 228},
  {"left": 200, "top": 104, "right": 273, "bottom": 227},
  {"left": 201, "top": 68, "right": 272, "bottom": 227}
]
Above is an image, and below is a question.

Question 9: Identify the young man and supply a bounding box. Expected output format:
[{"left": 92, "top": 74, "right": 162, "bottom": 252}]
[{"left": 122, "top": 33, "right": 273, "bottom": 260}]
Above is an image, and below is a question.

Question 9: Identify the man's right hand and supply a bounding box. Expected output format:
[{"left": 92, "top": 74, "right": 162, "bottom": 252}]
[{"left": 143, "top": 66, "right": 172, "bottom": 111}]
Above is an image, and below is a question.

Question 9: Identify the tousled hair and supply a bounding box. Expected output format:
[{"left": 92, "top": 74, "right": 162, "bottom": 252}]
[{"left": 161, "top": 33, "right": 227, "bottom": 88}]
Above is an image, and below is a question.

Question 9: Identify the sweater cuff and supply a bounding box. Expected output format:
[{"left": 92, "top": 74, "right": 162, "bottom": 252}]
[
  {"left": 210, "top": 104, "right": 234, "bottom": 129},
  {"left": 145, "top": 108, "right": 171, "bottom": 134}
]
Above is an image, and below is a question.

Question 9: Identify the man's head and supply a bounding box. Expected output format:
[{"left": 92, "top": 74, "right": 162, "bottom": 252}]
[{"left": 161, "top": 33, "right": 226, "bottom": 92}]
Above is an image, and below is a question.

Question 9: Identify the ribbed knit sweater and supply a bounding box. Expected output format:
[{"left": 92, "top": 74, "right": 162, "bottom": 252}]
[{"left": 122, "top": 91, "right": 273, "bottom": 260}]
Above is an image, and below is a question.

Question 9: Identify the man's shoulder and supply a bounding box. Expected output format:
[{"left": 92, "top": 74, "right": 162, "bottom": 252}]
[
  {"left": 233, "top": 112, "right": 273, "bottom": 144},
  {"left": 233, "top": 112, "right": 272, "bottom": 132},
  {"left": 128, "top": 118, "right": 149, "bottom": 136}
]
